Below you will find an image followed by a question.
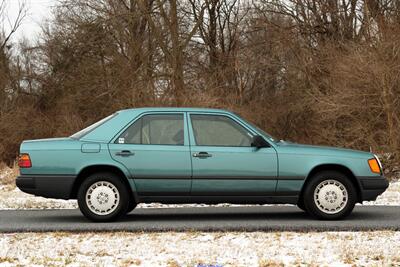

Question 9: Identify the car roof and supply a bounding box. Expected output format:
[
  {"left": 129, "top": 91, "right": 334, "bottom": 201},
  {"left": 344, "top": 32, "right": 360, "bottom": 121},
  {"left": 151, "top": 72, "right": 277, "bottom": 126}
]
[
  {"left": 79, "top": 107, "right": 235, "bottom": 142},
  {"left": 117, "top": 107, "right": 232, "bottom": 114}
]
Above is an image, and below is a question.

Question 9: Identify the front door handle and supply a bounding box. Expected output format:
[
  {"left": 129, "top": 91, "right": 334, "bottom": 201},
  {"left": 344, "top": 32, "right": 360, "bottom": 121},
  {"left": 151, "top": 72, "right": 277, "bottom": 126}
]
[
  {"left": 115, "top": 150, "right": 135, "bottom": 157},
  {"left": 193, "top": 152, "right": 212, "bottom": 158}
]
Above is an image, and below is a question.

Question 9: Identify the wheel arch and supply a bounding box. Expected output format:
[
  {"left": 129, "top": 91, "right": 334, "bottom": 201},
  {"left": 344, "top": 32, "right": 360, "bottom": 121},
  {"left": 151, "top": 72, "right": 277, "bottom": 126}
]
[
  {"left": 70, "top": 164, "right": 136, "bottom": 203},
  {"left": 299, "top": 164, "right": 362, "bottom": 203}
]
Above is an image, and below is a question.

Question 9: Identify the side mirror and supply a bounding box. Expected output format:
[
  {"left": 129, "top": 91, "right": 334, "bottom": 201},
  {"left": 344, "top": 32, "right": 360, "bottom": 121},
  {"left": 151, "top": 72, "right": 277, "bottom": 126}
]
[{"left": 251, "top": 135, "right": 270, "bottom": 148}]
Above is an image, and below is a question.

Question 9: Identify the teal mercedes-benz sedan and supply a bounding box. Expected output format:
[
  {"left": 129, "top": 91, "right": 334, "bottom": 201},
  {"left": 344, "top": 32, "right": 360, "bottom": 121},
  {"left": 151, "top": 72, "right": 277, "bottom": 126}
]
[{"left": 16, "top": 108, "right": 388, "bottom": 221}]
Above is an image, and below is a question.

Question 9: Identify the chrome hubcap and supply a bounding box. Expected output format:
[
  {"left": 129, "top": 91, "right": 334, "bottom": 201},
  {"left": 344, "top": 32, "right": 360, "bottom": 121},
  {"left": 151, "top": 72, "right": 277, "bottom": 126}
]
[
  {"left": 314, "top": 179, "right": 348, "bottom": 214},
  {"left": 86, "top": 181, "right": 120, "bottom": 215}
]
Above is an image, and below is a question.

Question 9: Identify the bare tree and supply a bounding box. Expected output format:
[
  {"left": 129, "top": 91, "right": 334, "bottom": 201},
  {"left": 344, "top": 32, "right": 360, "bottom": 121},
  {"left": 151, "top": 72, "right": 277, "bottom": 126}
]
[
  {"left": 0, "top": 0, "right": 27, "bottom": 115},
  {"left": 141, "top": 0, "right": 206, "bottom": 104},
  {"left": 0, "top": 0, "right": 27, "bottom": 50},
  {"left": 0, "top": 0, "right": 400, "bottom": 172}
]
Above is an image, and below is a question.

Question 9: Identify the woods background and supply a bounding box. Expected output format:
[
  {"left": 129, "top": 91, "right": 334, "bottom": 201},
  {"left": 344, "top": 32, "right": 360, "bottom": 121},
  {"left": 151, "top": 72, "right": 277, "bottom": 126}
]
[{"left": 0, "top": 0, "right": 399, "bottom": 167}]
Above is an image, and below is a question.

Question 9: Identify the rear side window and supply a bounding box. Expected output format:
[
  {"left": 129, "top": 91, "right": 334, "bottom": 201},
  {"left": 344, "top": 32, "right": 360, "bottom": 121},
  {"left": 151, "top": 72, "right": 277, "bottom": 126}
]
[
  {"left": 70, "top": 113, "right": 117, "bottom": 139},
  {"left": 116, "top": 114, "right": 184, "bottom": 145},
  {"left": 190, "top": 114, "right": 253, "bottom": 147}
]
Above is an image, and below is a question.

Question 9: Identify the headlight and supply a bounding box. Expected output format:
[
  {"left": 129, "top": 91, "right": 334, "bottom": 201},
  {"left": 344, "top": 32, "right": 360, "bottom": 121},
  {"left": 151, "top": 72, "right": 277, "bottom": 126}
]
[{"left": 368, "top": 155, "right": 382, "bottom": 174}]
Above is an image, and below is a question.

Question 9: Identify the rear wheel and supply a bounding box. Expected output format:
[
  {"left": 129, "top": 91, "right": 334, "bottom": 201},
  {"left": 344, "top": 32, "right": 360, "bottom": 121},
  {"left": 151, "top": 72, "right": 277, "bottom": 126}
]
[
  {"left": 77, "top": 172, "right": 129, "bottom": 222},
  {"left": 303, "top": 171, "right": 356, "bottom": 220},
  {"left": 297, "top": 199, "right": 306, "bottom": 211}
]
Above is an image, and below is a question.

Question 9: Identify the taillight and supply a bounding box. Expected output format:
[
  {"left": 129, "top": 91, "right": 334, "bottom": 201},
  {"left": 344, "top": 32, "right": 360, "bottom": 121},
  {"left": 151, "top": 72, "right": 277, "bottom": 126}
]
[{"left": 18, "top": 154, "right": 32, "bottom": 168}]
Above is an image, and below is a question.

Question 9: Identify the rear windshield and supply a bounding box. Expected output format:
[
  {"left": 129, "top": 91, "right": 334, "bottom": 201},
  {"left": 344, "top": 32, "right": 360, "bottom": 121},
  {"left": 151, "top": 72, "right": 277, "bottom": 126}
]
[{"left": 70, "top": 113, "right": 117, "bottom": 140}]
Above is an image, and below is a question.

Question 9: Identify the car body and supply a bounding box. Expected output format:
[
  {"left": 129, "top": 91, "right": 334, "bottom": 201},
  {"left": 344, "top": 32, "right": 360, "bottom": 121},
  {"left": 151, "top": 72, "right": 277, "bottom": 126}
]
[{"left": 16, "top": 107, "right": 389, "bottom": 221}]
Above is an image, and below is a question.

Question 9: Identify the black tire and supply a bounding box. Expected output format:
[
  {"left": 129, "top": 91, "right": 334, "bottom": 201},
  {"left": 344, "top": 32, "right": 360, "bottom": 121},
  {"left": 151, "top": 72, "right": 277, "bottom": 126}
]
[
  {"left": 126, "top": 199, "right": 137, "bottom": 214},
  {"left": 303, "top": 170, "right": 357, "bottom": 220},
  {"left": 77, "top": 172, "right": 130, "bottom": 222},
  {"left": 297, "top": 198, "right": 306, "bottom": 212}
]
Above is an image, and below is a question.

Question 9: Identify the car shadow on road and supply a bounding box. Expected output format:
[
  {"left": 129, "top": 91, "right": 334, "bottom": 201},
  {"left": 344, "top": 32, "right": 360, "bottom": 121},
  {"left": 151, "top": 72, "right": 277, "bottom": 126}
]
[
  {"left": 26, "top": 208, "right": 311, "bottom": 224},
  {"left": 124, "top": 209, "right": 310, "bottom": 222},
  {"left": 22, "top": 206, "right": 387, "bottom": 225},
  {"left": 120, "top": 206, "right": 384, "bottom": 223},
  {"left": 3, "top": 206, "right": 396, "bottom": 233}
]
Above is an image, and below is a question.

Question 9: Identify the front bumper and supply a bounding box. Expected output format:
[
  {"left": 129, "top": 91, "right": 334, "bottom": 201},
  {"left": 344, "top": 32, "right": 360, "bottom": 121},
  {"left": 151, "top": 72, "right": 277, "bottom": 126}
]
[
  {"left": 359, "top": 176, "right": 389, "bottom": 201},
  {"left": 16, "top": 175, "right": 76, "bottom": 199}
]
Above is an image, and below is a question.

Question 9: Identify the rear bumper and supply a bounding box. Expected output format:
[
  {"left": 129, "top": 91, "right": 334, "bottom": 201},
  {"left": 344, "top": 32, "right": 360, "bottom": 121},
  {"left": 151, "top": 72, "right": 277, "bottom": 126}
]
[
  {"left": 359, "top": 176, "right": 389, "bottom": 201},
  {"left": 16, "top": 175, "right": 76, "bottom": 199}
]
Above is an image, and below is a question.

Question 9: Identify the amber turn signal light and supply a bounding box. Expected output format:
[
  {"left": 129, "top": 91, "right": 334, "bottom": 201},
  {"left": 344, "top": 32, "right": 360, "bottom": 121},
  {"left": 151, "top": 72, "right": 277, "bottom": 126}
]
[
  {"left": 368, "top": 158, "right": 381, "bottom": 174},
  {"left": 18, "top": 154, "right": 32, "bottom": 168}
]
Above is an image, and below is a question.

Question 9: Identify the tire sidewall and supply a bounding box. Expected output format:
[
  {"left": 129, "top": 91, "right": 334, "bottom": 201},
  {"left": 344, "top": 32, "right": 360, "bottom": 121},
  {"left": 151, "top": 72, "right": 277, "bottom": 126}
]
[
  {"left": 297, "top": 198, "right": 306, "bottom": 211},
  {"left": 303, "top": 171, "right": 357, "bottom": 220},
  {"left": 127, "top": 199, "right": 137, "bottom": 214},
  {"left": 78, "top": 172, "right": 129, "bottom": 222}
]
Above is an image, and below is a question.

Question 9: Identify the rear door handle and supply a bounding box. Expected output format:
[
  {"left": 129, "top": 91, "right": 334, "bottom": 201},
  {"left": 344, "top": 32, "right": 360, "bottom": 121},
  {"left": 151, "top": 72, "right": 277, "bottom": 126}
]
[
  {"left": 193, "top": 152, "right": 212, "bottom": 158},
  {"left": 115, "top": 150, "right": 135, "bottom": 157}
]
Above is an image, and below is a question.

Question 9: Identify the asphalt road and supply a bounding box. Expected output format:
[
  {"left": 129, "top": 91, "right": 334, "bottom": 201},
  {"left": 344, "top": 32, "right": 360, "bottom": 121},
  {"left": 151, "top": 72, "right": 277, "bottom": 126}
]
[{"left": 0, "top": 206, "right": 399, "bottom": 233}]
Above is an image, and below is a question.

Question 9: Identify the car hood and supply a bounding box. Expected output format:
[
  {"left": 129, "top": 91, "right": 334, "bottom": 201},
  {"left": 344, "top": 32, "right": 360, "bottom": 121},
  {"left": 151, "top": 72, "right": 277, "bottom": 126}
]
[{"left": 275, "top": 141, "right": 373, "bottom": 159}]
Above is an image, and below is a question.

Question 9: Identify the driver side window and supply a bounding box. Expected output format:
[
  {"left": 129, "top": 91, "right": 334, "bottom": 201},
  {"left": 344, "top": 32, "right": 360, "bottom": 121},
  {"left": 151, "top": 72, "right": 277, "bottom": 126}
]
[
  {"left": 116, "top": 114, "right": 184, "bottom": 145},
  {"left": 190, "top": 114, "right": 253, "bottom": 146}
]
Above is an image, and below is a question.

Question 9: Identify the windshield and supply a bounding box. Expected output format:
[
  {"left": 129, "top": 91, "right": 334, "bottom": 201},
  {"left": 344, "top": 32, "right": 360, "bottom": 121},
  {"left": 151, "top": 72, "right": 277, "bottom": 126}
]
[{"left": 70, "top": 113, "right": 116, "bottom": 139}]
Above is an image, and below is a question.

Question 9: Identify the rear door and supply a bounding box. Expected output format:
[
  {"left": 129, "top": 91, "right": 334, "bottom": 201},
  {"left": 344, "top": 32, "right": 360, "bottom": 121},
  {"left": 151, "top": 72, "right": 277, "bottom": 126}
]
[
  {"left": 188, "top": 113, "right": 278, "bottom": 196},
  {"left": 109, "top": 112, "right": 192, "bottom": 195}
]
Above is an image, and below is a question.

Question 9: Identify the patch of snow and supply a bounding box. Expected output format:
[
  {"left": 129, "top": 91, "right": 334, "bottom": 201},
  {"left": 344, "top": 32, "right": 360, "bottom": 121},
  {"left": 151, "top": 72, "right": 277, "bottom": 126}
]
[
  {"left": 362, "top": 180, "right": 400, "bottom": 206},
  {"left": 0, "top": 187, "right": 77, "bottom": 210},
  {"left": 0, "top": 231, "right": 399, "bottom": 266}
]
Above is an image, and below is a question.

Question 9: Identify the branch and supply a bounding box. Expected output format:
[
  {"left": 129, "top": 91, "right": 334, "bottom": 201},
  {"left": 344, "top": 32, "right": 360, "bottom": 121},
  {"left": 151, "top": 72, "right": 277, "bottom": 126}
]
[{"left": 1, "top": 0, "right": 28, "bottom": 50}]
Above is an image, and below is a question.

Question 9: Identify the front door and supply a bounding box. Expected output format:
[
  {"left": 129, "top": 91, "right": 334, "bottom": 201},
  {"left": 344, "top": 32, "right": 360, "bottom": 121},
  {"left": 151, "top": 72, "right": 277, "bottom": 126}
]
[
  {"left": 188, "top": 113, "right": 278, "bottom": 196},
  {"left": 109, "top": 113, "right": 192, "bottom": 195}
]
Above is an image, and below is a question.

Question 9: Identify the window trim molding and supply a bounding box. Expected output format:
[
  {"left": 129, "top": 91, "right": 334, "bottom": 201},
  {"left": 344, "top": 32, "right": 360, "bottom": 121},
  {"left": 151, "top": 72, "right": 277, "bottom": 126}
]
[
  {"left": 111, "top": 112, "right": 187, "bottom": 146},
  {"left": 188, "top": 113, "right": 256, "bottom": 147}
]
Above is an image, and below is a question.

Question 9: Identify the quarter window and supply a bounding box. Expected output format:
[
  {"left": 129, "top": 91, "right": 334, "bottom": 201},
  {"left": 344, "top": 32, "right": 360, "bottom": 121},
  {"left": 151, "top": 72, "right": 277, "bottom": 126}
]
[
  {"left": 190, "top": 114, "right": 253, "bottom": 146},
  {"left": 117, "top": 114, "right": 184, "bottom": 145}
]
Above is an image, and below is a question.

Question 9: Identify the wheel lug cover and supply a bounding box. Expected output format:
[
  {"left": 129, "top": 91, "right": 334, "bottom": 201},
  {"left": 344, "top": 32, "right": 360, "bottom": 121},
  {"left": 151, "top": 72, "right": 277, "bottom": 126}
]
[
  {"left": 86, "top": 181, "right": 120, "bottom": 216},
  {"left": 314, "top": 179, "right": 348, "bottom": 215}
]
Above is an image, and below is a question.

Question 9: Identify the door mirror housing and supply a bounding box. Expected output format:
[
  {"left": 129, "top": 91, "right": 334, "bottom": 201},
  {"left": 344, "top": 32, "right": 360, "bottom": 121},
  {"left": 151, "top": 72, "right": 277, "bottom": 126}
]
[{"left": 251, "top": 135, "right": 270, "bottom": 148}]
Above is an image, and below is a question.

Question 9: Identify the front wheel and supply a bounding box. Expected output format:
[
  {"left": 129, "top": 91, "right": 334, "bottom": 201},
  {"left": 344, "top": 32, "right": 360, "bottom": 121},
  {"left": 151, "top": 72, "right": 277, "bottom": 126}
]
[
  {"left": 303, "top": 171, "right": 357, "bottom": 220},
  {"left": 126, "top": 200, "right": 137, "bottom": 214},
  {"left": 77, "top": 172, "right": 129, "bottom": 222}
]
